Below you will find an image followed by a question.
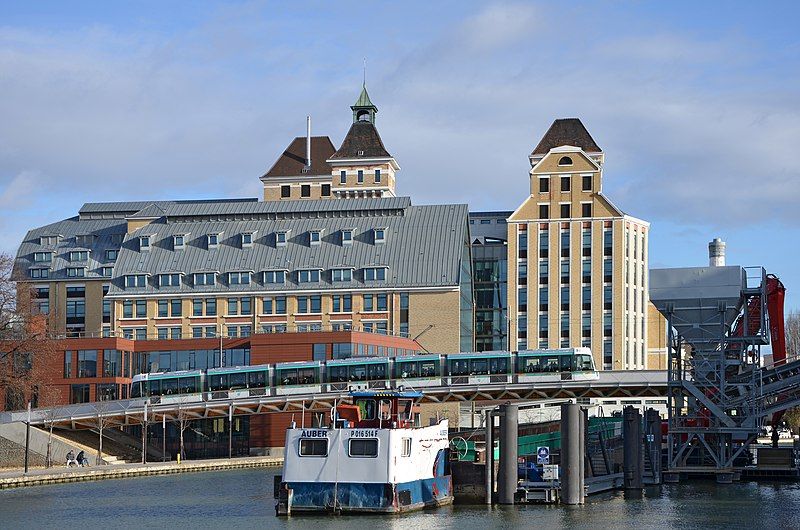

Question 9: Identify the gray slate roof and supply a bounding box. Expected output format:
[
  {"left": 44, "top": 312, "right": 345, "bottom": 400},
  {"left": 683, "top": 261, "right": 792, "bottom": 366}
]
[{"left": 107, "top": 198, "right": 469, "bottom": 296}]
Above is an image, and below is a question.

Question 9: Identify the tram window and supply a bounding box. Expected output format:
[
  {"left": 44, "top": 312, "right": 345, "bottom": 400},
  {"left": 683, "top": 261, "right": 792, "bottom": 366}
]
[
  {"left": 248, "top": 371, "right": 266, "bottom": 388},
  {"left": 397, "top": 362, "right": 413, "bottom": 378},
  {"left": 349, "top": 438, "right": 379, "bottom": 458},
  {"left": 577, "top": 355, "right": 594, "bottom": 371},
  {"left": 329, "top": 366, "right": 347, "bottom": 383},
  {"left": 368, "top": 363, "right": 386, "bottom": 380},
  {"left": 147, "top": 380, "right": 161, "bottom": 396},
  {"left": 544, "top": 356, "right": 560, "bottom": 372},
  {"left": 398, "top": 399, "right": 413, "bottom": 422},
  {"left": 450, "top": 360, "right": 469, "bottom": 376},
  {"left": 521, "top": 357, "right": 541, "bottom": 373},
  {"left": 179, "top": 377, "right": 197, "bottom": 394},
  {"left": 230, "top": 372, "right": 247, "bottom": 390},
  {"left": 420, "top": 361, "right": 436, "bottom": 377},
  {"left": 350, "top": 365, "right": 367, "bottom": 381},
  {"left": 490, "top": 358, "right": 508, "bottom": 374},
  {"left": 298, "top": 368, "right": 316, "bottom": 384},
  {"left": 162, "top": 378, "right": 178, "bottom": 395},
  {"left": 299, "top": 438, "right": 328, "bottom": 457},
  {"left": 209, "top": 374, "right": 227, "bottom": 391},
  {"left": 471, "top": 359, "right": 489, "bottom": 375},
  {"left": 131, "top": 382, "right": 141, "bottom": 398},
  {"left": 356, "top": 399, "right": 376, "bottom": 420},
  {"left": 379, "top": 399, "right": 392, "bottom": 421},
  {"left": 280, "top": 369, "right": 298, "bottom": 385},
  {"left": 560, "top": 356, "right": 573, "bottom": 372}
]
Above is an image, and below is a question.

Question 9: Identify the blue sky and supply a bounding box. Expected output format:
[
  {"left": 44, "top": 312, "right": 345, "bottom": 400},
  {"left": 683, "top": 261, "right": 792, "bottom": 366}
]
[{"left": 1, "top": 1, "right": 799, "bottom": 308}]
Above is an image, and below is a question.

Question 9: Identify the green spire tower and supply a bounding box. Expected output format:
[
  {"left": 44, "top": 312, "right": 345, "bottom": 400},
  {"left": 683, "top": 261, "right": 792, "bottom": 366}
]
[{"left": 351, "top": 84, "right": 378, "bottom": 124}]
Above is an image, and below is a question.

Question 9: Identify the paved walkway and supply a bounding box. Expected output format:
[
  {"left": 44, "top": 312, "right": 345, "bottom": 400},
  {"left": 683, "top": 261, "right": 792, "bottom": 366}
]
[{"left": 0, "top": 455, "right": 283, "bottom": 489}]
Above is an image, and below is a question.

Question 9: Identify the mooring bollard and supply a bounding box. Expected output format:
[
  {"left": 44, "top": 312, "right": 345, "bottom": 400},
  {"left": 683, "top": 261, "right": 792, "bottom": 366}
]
[
  {"left": 623, "top": 406, "right": 643, "bottom": 490},
  {"left": 497, "top": 403, "right": 519, "bottom": 505},
  {"left": 645, "top": 408, "right": 662, "bottom": 484},
  {"left": 484, "top": 409, "right": 494, "bottom": 505},
  {"left": 560, "top": 402, "right": 584, "bottom": 505}
]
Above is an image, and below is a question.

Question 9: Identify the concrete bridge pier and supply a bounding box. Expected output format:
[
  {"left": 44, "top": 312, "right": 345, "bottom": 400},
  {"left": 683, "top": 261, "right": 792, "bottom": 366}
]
[{"left": 560, "top": 403, "right": 585, "bottom": 505}]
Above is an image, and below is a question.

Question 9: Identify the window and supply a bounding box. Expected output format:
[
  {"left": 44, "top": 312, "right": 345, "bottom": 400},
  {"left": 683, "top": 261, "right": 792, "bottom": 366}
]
[
  {"left": 604, "top": 259, "right": 613, "bottom": 283},
  {"left": 539, "top": 204, "right": 549, "bottom": 219},
  {"left": 298, "top": 269, "right": 320, "bottom": 283},
  {"left": 357, "top": 170, "right": 364, "bottom": 183},
  {"left": 538, "top": 260, "right": 548, "bottom": 285},
  {"left": 560, "top": 204, "right": 571, "bottom": 218},
  {"left": 263, "top": 296, "right": 286, "bottom": 314},
  {"left": 125, "top": 274, "right": 147, "bottom": 288},
  {"left": 66, "top": 267, "right": 85, "bottom": 278},
  {"left": 100, "top": 267, "right": 113, "bottom": 277},
  {"left": 299, "top": 438, "right": 328, "bottom": 457},
  {"left": 241, "top": 297, "right": 252, "bottom": 315},
  {"left": 539, "top": 287, "right": 548, "bottom": 311},
  {"left": 77, "top": 350, "right": 97, "bottom": 378},
  {"left": 373, "top": 229, "right": 386, "bottom": 244},
  {"left": 264, "top": 270, "right": 286, "bottom": 284},
  {"left": 558, "top": 156, "right": 573, "bottom": 166},
  {"left": 560, "top": 313, "right": 570, "bottom": 339},
  {"left": 518, "top": 289, "right": 527, "bottom": 312},
  {"left": 310, "top": 295, "right": 321, "bottom": 313},
  {"left": 376, "top": 293, "right": 388, "bottom": 311},
  {"left": 123, "top": 300, "right": 133, "bottom": 318},
  {"left": 582, "top": 203, "right": 592, "bottom": 218},
  {"left": 331, "top": 268, "right": 352, "bottom": 282},
  {"left": 561, "top": 286, "right": 569, "bottom": 311},
  {"left": 604, "top": 229, "right": 613, "bottom": 256},
  {"left": 281, "top": 185, "right": 291, "bottom": 198},
  {"left": 193, "top": 299, "right": 203, "bottom": 316},
  {"left": 582, "top": 175, "right": 592, "bottom": 191},
  {"left": 139, "top": 236, "right": 150, "bottom": 250},
  {"left": 364, "top": 267, "right": 387, "bottom": 281},
  {"left": 227, "top": 298, "right": 239, "bottom": 315},
  {"left": 241, "top": 233, "right": 253, "bottom": 247},
  {"left": 561, "top": 229, "right": 570, "bottom": 257},
  {"left": 341, "top": 229, "right": 353, "bottom": 245},
  {"left": 374, "top": 169, "right": 381, "bottom": 183},
  {"left": 561, "top": 176, "right": 570, "bottom": 192},
  {"left": 173, "top": 235, "right": 185, "bottom": 249},
  {"left": 560, "top": 260, "right": 570, "bottom": 283},
  {"left": 193, "top": 272, "right": 216, "bottom": 286},
  {"left": 539, "top": 314, "right": 548, "bottom": 339},
  {"left": 206, "top": 298, "right": 217, "bottom": 316},
  {"left": 582, "top": 259, "right": 592, "bottom": 283},
  {"left": 207, "top": 234, "right": 219, "bottom": 248},
  {"left": 582, "top": 229, "right": 592, "bottom": 257},
  {"left": 321, "top": 184, "right": 331, "bottom": 196},
  {"left": 363, "top": 294, "right": 374, "bottom": 312},
  {"left": 64, "top": 351, "right": 72, "bottom": 378},
  {"left": 228, "top": 271, "right": 250, "bottom": 285},
  {"left": 33, "top": 252, "right": 53, "bottom": 263},
  {"left": 158, "top": 299, "right": 168, "bottom": 317},
  {"left": 39, "top": 236, "right": 59, "bottom": 246},
  {"left": 70, "top": 384, "right": 90, "bottom": 404},
  {"left": 582, "top": 285, "right": 591, "bottom": 310},
  {"left": 401, "top": 438, "right": 412, "bottom": 457},
  {"left": 171, "top": 298, "right": 182, "bottom": 317},
  {"left": 340, "top": 170, "right": 347, "bottom": 184},
  {"left": 604, "top": 284, "right": 612, "bottom": 310},
  {"left": 276, "top": 231, "right": 288, "bottom": 246},
  {"left": 349, "top": 438, "right": 378, "bottom": 457},
  {"left": 332, "top": 294, "right": 352, "bottom": 313},
  {"left": 300, "top": 184, "right": 311, "bottom": 198},
  {"left": 69, "top": 251, "right": 88, "bottom": 262},
  {"left": 135, "top": 300, "right": 147, "bottom": 318},
  {"left": 106, "top": 249, "right": 118, "bottom": 261},
  {"left": 159, "top": 273, "right": 181, "bottom": 287},
  {"left": 309, "top": 230, "right": 321, "bottom": 245},
  {"left": 539, "top": 177, "right": 549, "bottom": 193},
  {"left": 30, "top": 268, "right": 49, "bottom": 279}
]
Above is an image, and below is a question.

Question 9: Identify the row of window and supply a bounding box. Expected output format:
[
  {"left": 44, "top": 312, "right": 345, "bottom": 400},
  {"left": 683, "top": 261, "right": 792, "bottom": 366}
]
[
  {"left": 32, "top": 249, "right": 118, "bottom": 264},
  {"left": 538, "top": 174, "right": 593, "bottom": 193},
  {"left": 538, "top": 203, "right": 592, "bottom": 219}
]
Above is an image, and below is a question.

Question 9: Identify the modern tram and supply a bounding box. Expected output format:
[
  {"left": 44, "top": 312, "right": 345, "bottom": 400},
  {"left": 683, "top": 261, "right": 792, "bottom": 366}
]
[{"left": 129, "top": 347, "right": 597, "bottom": 404}]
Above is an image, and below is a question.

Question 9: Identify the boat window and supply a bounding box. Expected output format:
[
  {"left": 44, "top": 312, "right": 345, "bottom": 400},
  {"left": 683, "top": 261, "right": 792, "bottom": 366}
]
[
  {"left": 401, "top": 438, "right": 412, "bottom": 457},
  {"left": 560, "top": 356, "right": 573, "bottom": 372},
  {"left": 349, "top": 438, "right": 378, "bottom": 458},
  {"left": 471, "top": 359, "right": 489, "bottom": 375},
  {"left": 489, "top": 357, "right": 508, "bottom": 374},
  {"left": 420, "top": 361, "right": 437, "bottom": 377},
  {"left": 162, "top": 378, "right": 178, "bottom": 395},
  {"left": 368, "top": 363, "right": 386, "bottom": 380},
  {"left": 230, "top": 372, "right": 247, "bottom": 390},
  {"left": 379, "top": 399, "right": 392, "bottom": 421},
  {"left": 248, "top": 371, "right": 266, "bottom": 388},
  {"left": 356, "top": 399, "right": 376, "bottom": 420},
  {"left": 209, "top": 374, "right": 227, "bottom": 391},
  {"left": 350, "top": 365, "right": 367, "bottom": 381},
  {"left": 398, "top": 399, "right": 413, "bottom": 422},
  {"left": 299, "top": 438, "right": 328, "bottom": 457}
]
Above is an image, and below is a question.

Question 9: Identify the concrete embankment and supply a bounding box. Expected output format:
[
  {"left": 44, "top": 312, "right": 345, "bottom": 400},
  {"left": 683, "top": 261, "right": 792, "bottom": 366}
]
[{"left": 0, "top": 456, "right": 283, "bottom": 490}]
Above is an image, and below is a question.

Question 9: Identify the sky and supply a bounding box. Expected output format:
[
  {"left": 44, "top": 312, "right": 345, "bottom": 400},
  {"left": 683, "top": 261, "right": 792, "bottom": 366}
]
[{"left": 1, "top": 1, "right": 799, "bottom": 307}]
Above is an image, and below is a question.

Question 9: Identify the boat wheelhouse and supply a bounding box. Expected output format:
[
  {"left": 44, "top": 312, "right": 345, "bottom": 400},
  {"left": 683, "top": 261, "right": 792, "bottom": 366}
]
[{"left": 276, "top": 390, "right": 453, "bottom": 515}]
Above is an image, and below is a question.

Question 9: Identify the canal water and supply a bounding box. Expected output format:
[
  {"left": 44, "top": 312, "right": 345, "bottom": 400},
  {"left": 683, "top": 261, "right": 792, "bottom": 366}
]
[{"left": 0, "top": 468, "right": 798, "bottom": 529}]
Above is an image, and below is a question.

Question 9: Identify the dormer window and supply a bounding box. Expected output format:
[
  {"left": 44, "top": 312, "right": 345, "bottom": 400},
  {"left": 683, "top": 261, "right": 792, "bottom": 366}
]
[
  {"left": 69, "top": 251, "right": 89, "bottom": 262},
  {"left": 357, "top": 150, "right": 365, "bottom": 156},
  {"left": 76, "top": 234, "right": 95, "bottom": 247},
  {"left": 39, "top": 235, "right": 60, "bottom": 246},
  {"left": 373, "top": 228, "right": 386, "bottom": 244},
  {"left": 100, "top": 267, "right": 113, "bottom": 277},
  {"left": 364, "top": 267, "right": 387, "bottom": 281},
  {"left": 159, "top": 273, "right": 181, "bottom": 287},
  {"left": 66, "top": 267, "right": 86, "bottom": 278},
  {"left": 241, "top": 232, "right": 254, "bottom": 248},
  {"left": 193, "top": 272, "right": 216, "bottom": 286},
  {"left": 309, "top": 230, "right": 322, "bottom": 246},
  {"left": 139, "top": 236, "right": 151, "bottom": 251},
  {"left": 298, "top": 269, "right": 320, "bottom": 283},
  {"left": 341, "top": 229, "right": 353, "bottom": 245},
  {"left": 33, "top": 252, "right": 52, "bottom": 263},
  {"left": 558, "top": 156, "right": 573, "bottom": 166},
  {"left": 264, "top": 270, "right": 286, "bottom": 284},
  {"left": 228, "top": 271, "right": 251, "bottom": 285},
  {"left": 276, "top": 231, "right": 288, "bottom": 247},
  {"left": 173, "top": 234, "right": 186, "bottom": 250},
  {"left": 106, "top": 249, "right": 118, "bottom": 261},
  {"left": 331, "top": 268, "right": 353, "bottom": 282},
  {"left": 207, "top": 233, "right": 220, "bottom": 248},
  {"left": 125, "top": 274, "right": 148, "bottom": 288},
  {"left": 30, "top": 268, "right": 49, "bottom": 279}
]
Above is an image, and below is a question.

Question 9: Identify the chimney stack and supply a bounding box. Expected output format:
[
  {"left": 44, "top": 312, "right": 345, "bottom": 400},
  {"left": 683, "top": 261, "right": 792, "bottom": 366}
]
[
  {"left": 306, "top": 116, "right": 312, "bottom": 168},
  {"left": 708, "top": 237, "right": 726, "bottom": 267}
]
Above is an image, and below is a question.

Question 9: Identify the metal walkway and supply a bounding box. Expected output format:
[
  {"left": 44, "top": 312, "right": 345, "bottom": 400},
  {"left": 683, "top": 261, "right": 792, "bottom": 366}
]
[{"left": 0, "top": 371, "right": 667, "bottom": 430}]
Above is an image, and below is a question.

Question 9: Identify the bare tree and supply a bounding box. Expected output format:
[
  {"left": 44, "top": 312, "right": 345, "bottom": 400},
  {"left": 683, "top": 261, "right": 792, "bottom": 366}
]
[
  {"left": 39, "top": 385, "right": 63, "bottom": 468},
  {"left": 784, "top": 310, "right": 800, "bottom": 360},
  {"left": 176, "top": 406, "right": 194, "bottom": 462},
  {"left": 94, "top": 399, "right": 113, "bottom": 465}
]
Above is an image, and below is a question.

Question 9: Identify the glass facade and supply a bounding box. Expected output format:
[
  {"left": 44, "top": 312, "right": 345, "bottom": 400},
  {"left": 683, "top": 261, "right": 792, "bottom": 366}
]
[{"left": 471, "top": 213, "right": 509, "bottom": 352}]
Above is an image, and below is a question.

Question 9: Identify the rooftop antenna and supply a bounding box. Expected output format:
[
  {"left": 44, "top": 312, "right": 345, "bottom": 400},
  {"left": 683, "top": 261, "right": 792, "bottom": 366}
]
[
  {"left": 363, "top": 57, "right": 366, "bottom": 86},
  {"left": 305, "top": 115, "right": 311, "bottom": 168}
]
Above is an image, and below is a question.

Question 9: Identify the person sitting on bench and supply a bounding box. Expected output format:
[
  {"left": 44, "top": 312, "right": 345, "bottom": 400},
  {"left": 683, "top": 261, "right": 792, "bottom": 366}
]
[{"left": 66, "top": 450, "right": 79, "bottom": 467}]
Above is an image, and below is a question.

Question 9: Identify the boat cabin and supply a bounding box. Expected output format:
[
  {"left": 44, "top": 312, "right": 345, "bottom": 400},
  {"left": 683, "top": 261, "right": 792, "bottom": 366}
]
[{"left": 335, "top": 391, "right": 422, "bottom": 429}]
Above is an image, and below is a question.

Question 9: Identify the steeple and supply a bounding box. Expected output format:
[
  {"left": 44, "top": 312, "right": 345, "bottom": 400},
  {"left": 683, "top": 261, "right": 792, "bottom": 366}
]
[{"left": 351, "top": 83, "right": 378, "bottom": 124}]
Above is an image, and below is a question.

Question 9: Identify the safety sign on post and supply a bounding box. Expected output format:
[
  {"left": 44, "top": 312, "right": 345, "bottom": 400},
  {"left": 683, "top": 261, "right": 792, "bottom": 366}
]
[{"left": 536, "top": 446, "right": 550, "bottom": 465}]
